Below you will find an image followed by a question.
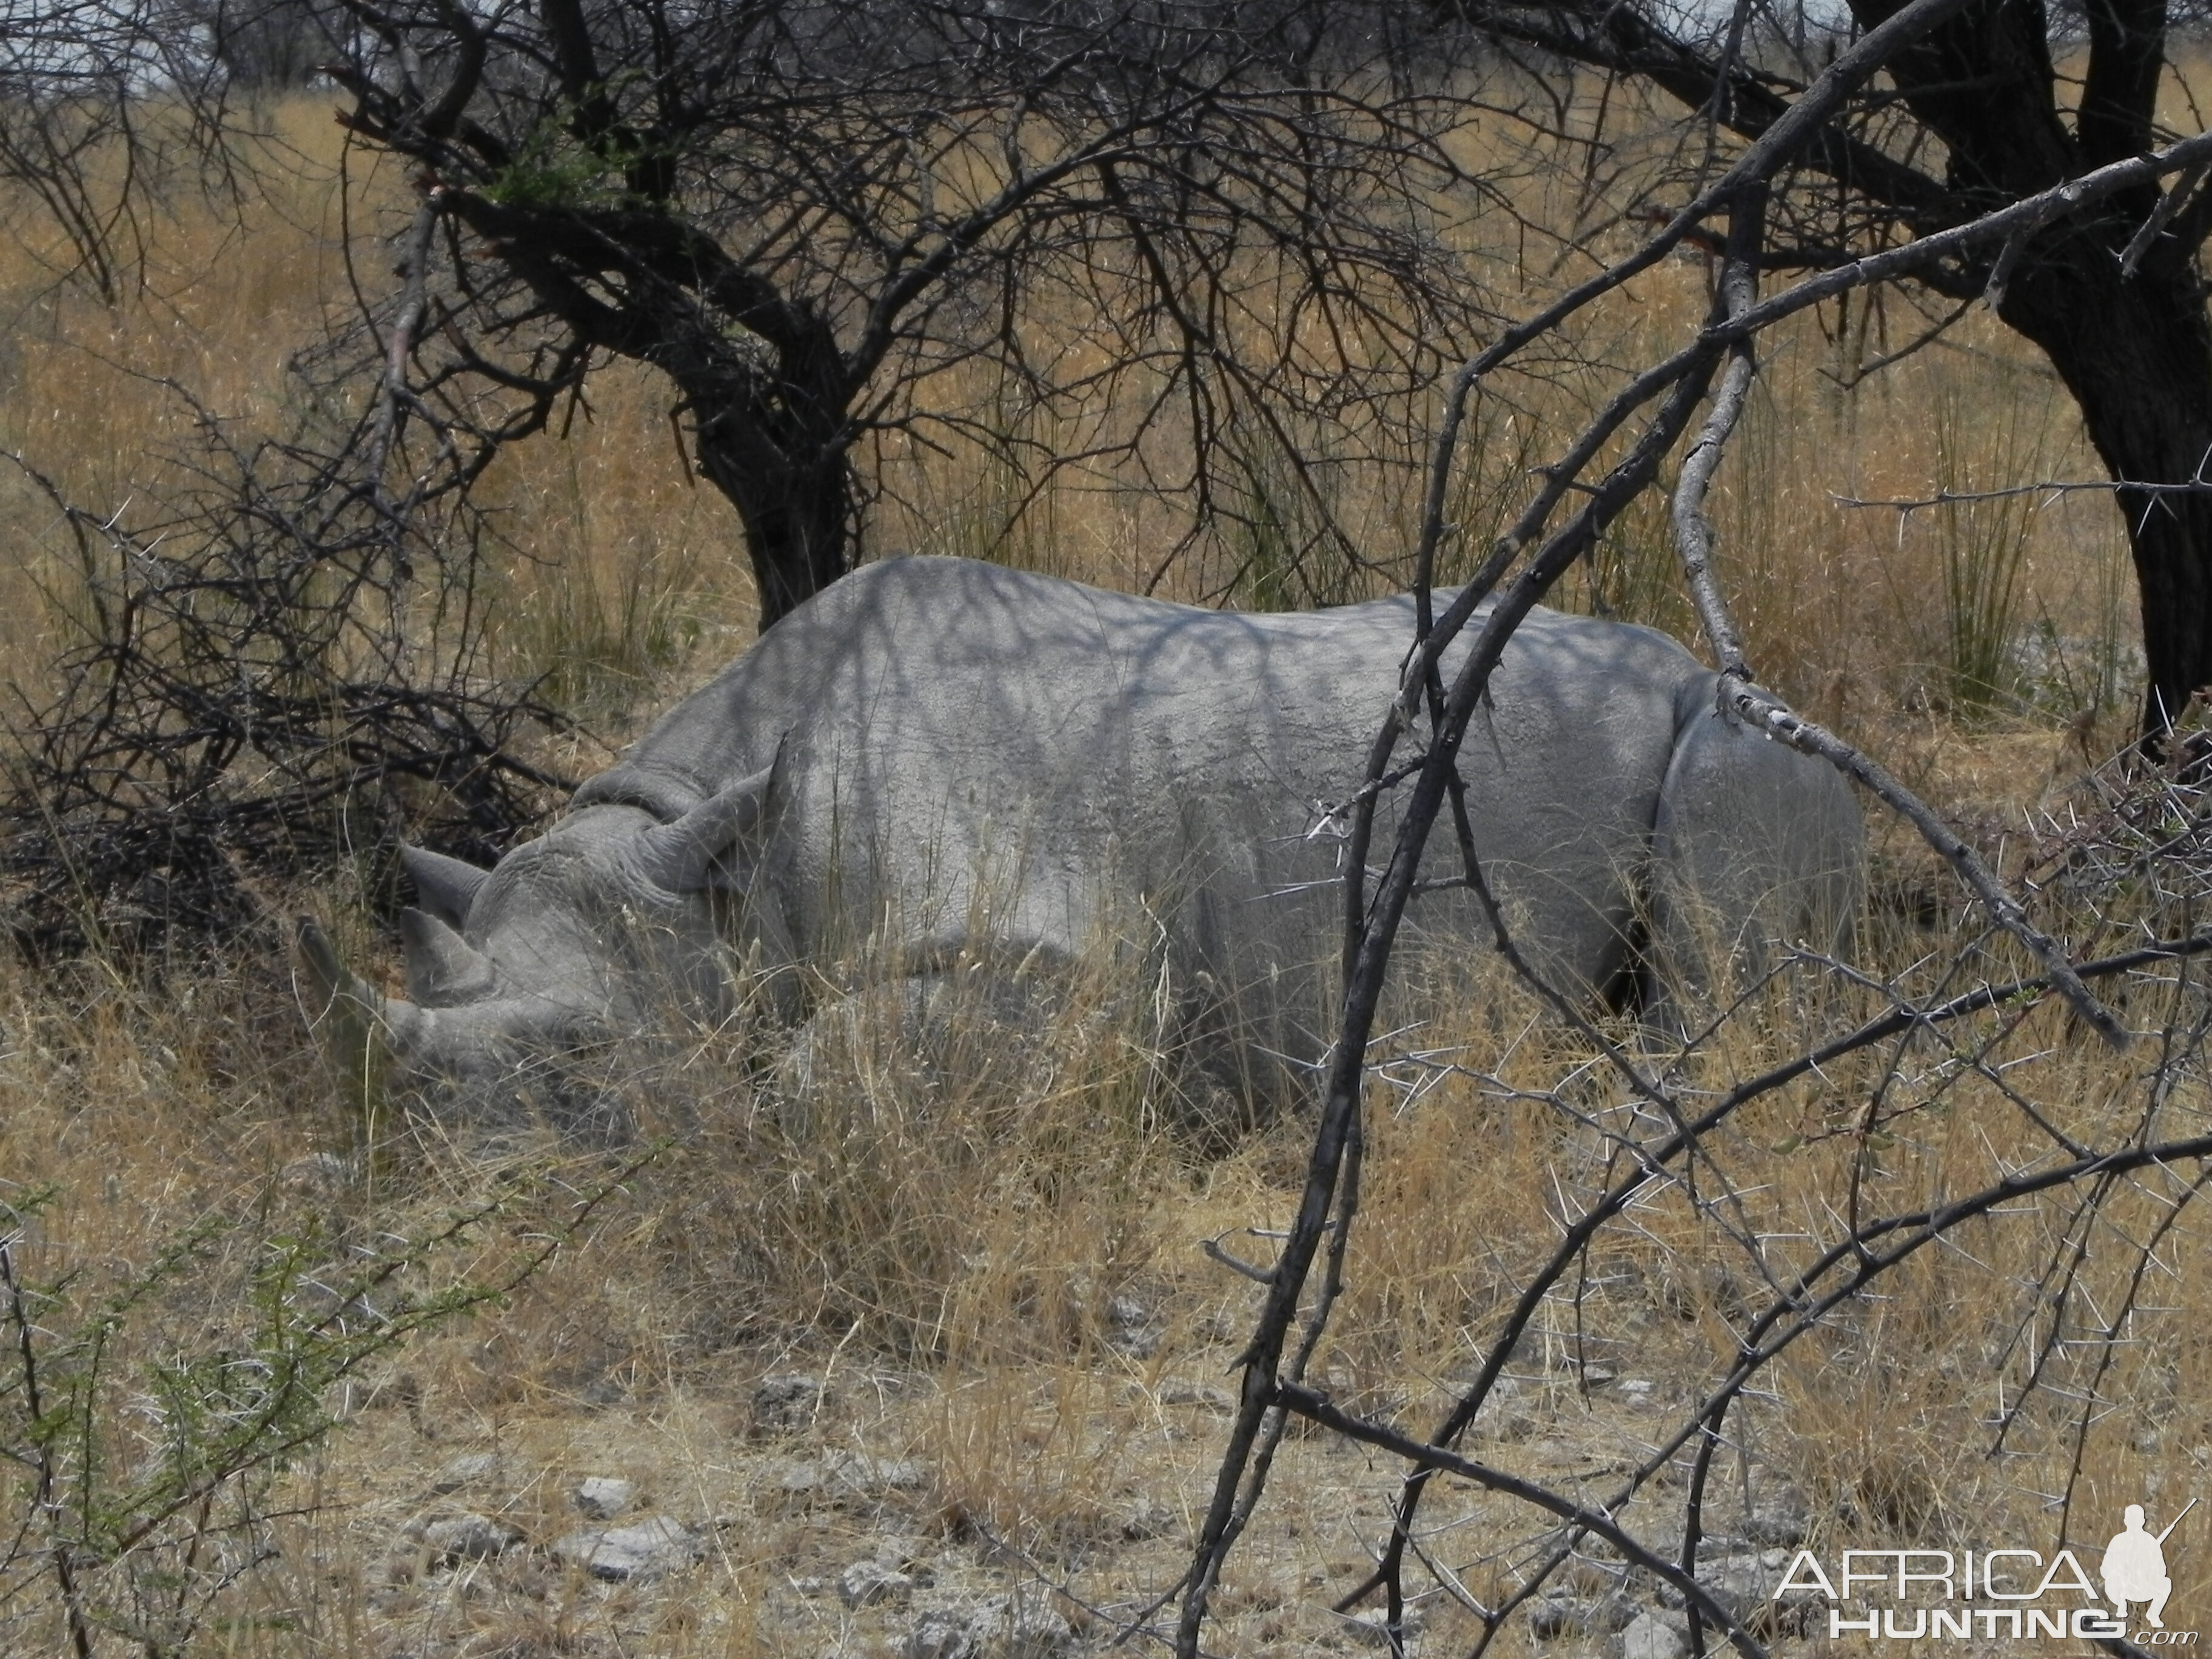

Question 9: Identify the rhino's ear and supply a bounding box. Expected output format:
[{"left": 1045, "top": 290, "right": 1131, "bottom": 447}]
[
  {"left": 398, "top": 908, "right": 501, "bottom": 1006},
  {"left": 635, "top": 740, "right": 785, "bottom": 894},
  {"left": 402, "top": 845, "right": 491, "bottom": 928}
]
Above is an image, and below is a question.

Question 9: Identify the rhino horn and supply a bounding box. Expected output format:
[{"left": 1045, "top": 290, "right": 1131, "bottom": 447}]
[
  {"left": 398, "top": 907, "right": 501, "bottom": 1005},
  {"left": 299, "top": 917, "right": 587, "bottom": 1090},
  {"left": 635, "top": 746, "right": 783, "bottom": 893},
  {"left": 402, "top": 844, "right": 491, "bottom": 927},
  {"left": 295, "top": 915, "right": 434, "bottom": 1077}
]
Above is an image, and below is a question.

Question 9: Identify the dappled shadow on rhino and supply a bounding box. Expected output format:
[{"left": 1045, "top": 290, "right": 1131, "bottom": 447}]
[{"left": 297, "top": 555, "right": 1863, "bottom": 1138}]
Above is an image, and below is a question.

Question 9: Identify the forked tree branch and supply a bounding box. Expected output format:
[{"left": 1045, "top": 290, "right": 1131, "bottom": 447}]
[{"left": 1661, "top": 178, "right": 2126, "bottom": 1044}]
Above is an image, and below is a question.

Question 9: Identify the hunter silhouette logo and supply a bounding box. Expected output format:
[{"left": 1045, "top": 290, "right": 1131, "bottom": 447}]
[{"left": 2105, "top": 1500, "right": 2193, "bottom": 1630}]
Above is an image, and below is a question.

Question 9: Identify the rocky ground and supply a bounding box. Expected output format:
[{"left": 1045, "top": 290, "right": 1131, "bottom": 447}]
[{"left": 336, "top": 1323, "right": 1828, "bottom": 1659}]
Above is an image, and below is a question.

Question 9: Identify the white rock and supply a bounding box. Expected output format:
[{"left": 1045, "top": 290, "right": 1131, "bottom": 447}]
[
  {"left": 863, "top": 1456, "right": 929, "bottom": 1490},
  {"left": 419, "top": 1512, "right": 523, "bottom": 1563},
  {"left": 842, "top": 1558, "right": 916, "bottom": 1608},
  {"left": 779, "top": 1450, "right": 930, "bottom": 1506},
  {"left": 1697, "top": 1554, "right": 1777, "bottom": 1612},
  {"left": 574, "top": 1475, "right": 635, "bottom": 1520},
  {"left": 1618, "top": 1611, "right": 1688, "bottom": 1659},
  {"left": 902, "top": 1607, "right": 979, "bottom": 1659},
  {"left": 1531, "top": 1593, "right": 1635, "bottom": 1638},
  {"left": 1736, "top": 1487, "right": 1809, "bottom": 1547},
  {"left": 551, "top": 1515, "right": 704, "bottom": 1582},
  {"left": 874, "top": 1536, "right": 934, "bottom": 1583}
]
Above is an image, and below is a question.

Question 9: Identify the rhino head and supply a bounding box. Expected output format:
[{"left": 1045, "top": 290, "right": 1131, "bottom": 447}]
[{"left": 297, "top": 756, "right": 793, "bottom": 1110}]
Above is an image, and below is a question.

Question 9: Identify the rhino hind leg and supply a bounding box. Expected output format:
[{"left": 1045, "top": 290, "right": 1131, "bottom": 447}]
[
  {"left": 1646, "top": 702, "right": 1864, "bottom": 1023},
  {"left": 1148, "top": 973, "right": 1309, "bottom": 1142}
]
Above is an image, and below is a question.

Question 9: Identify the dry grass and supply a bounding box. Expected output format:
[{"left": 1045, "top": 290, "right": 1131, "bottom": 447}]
[{"left": 2, "top": 83, "right": 2205, "bottom": 1659}]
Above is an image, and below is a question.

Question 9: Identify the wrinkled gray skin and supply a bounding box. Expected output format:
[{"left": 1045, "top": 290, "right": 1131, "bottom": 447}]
[{"left": 300, "top": 555, "right": 1862, "bottom": 1121}]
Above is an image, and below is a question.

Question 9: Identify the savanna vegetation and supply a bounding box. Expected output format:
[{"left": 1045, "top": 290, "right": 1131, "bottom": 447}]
[{"left": 3, "top": 16, "right": 2212, "bottom": 1658}]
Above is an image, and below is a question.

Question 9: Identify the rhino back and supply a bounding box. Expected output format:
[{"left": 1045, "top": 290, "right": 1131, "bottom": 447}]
[{"left": 575, "top": 557, "right": 1706, "bottom": 1060}]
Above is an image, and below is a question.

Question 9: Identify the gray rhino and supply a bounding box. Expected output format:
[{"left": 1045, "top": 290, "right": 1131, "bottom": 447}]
[{"left": 298, "top": 555, "right": 1861, "bottom": 1118}]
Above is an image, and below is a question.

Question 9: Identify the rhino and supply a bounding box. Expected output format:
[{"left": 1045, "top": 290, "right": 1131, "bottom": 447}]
[{"left": 298, "top": 554, "right": 1862, "bottom": 1121}]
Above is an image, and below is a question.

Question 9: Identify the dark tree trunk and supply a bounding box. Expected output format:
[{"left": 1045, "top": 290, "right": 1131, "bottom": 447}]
[
  {"left": 1842, "top": 0, "right": 2212, "bottom": 736},
  {"left": 451, "top": 192, "right": 863, "bottom": 634},
  {"left": 1449, "top": 0, "right": 2212, "bottom": 731},
  {"left": 686, "top": 402, "right": 855, "bottom": 631},
  {"left": 657, "top": 309, "right": 857, "bottom": 631},
  {"left": 2002, "top": 240, "right": 2212, "bottom": 733},
  {"left": 207, "top": 0, "right": 329, "bottom": 90}
]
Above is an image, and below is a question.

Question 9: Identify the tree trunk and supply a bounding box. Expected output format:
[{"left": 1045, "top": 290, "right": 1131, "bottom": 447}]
[
  {"left": 2000, "top": 237, "right": 2212, "bottom": 734},
  {"left": 662, "top": 327, "right": 856, "bottom": 632},
  {"left": 689, "top": 420, "right": 854, "bottom": 631},
  {"left": 1829, "top": 0, "right": 2212, "bottom": 737}
]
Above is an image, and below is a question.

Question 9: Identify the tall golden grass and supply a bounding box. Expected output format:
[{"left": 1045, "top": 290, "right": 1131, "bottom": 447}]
[{"left": 0, "top": 84, "right": 2197, "bottom": 1658}]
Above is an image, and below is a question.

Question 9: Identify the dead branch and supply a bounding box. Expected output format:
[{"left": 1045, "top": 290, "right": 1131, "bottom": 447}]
[
  {"left": 1725, "top": 680, "right": 2125, "bottom": 1045},
  {"left": 1838, "top": 477, "right": 2212, "bottom": 511}
]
